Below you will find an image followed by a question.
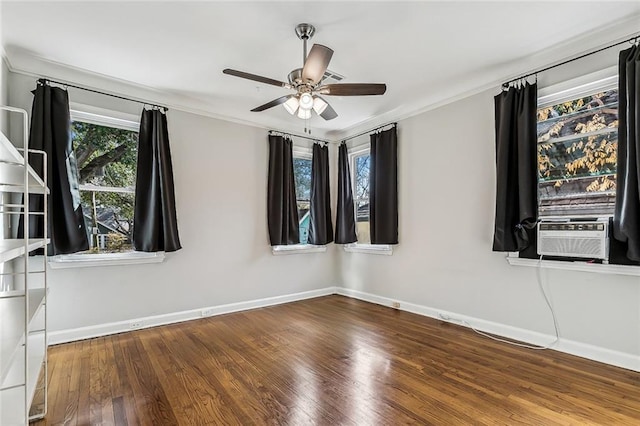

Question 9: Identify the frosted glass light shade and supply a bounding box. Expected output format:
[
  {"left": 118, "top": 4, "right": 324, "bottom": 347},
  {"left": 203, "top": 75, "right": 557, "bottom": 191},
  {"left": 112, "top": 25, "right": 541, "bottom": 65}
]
[
  {"left": 297, "top": 108, "right": 312, "bottom": 119},
  {"left": 299, "top": 93, "right": 314, "bottom": 110},
  {"left": 283, "top": 97, "right": 299, "bottom": 115},
  {"left": 312, "top": 96, "right": 328, "bottom": 114}
]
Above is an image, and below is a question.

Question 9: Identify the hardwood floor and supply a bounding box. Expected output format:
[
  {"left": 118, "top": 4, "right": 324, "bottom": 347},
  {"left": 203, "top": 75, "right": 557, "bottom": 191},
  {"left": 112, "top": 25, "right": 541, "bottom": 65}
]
[{"left": 34, "top": 295, "right": 640, "bottom": 425}]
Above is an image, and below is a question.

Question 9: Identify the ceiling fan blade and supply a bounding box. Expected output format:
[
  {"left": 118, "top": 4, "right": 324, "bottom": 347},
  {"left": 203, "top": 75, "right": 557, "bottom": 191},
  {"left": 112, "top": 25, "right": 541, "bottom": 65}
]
[
  {"left": 223, "top": 68, "right": 290, "bottom": 88},
  {"left": 317, "top": 83, "right": 387, "bottom": 96},
  {"left": 251, "top": 95, "right": 293, "bottom": 112},
  {"left": 302, "top": 44, "right": 333, "bottom": 85},
  {"left": 317, "top": 97, "right": 338, "bottom": 120}
]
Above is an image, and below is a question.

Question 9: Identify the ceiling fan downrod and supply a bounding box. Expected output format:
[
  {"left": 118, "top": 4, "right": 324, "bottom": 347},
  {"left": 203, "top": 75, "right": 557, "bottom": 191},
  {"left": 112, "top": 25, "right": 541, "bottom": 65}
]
[{"left": 295, "top": 23, "right": 315, "bottom": 64}]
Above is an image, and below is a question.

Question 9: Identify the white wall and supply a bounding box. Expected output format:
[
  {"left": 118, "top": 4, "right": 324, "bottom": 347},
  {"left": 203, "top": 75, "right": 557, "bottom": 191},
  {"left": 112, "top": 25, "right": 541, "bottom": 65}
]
[
  {"left": 340, "top": 47, "right": 640, "bottom": 366},
  {"left": 5, "top": 39, "right": 639, "bottom": 371},
  {"left": 0, "top": 57, "right": 8, "bottom": 133},
  {"left": 8, "top": 71, "right": 338, "bottom": 332}
]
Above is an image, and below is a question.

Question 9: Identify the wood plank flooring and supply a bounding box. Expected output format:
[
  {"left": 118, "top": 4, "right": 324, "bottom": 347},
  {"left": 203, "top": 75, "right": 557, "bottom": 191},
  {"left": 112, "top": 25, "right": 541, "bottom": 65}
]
[{"left": 34, "top": 295, "right": 640, "bottom": 425}]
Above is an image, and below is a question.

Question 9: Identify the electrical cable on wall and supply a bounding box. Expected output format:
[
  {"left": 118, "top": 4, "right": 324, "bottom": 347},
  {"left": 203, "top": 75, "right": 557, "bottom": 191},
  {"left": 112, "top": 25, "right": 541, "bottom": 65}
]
[{"left": 459, "top": 255, "right": 560, "bottom": 350}]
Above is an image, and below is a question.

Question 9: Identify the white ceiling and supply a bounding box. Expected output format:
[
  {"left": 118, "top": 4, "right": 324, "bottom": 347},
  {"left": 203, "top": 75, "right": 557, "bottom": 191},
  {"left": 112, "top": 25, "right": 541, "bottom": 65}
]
[{"left": 1, "top": 1, "right": 639, "bottom": 139}]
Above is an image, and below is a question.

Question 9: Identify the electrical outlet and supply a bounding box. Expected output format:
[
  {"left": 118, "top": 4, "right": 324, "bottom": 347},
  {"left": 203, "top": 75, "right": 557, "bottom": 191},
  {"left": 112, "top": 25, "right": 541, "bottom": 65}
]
[
  {"left": 129, "top": 321, "right": 143, "bottom": 329},
  {"left": 391, "top": 301, "right": 401, "bottom": 309},
  {"left": 201, "top": 308, "right": 215, "bottom": 317}
]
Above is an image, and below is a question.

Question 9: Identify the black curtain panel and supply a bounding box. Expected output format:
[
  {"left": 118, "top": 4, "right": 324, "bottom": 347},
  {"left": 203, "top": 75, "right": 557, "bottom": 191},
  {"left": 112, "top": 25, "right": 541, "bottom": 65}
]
[
  {"left": 133, "top": 109, "right": 182, "bottom": 252},
  {"left": 369, "top": 126, "right": 398, "bottom": 244},
  {"left": 335, "top": 141, "right": 357, "bottom": 244},
  {"left": 307, "top": 143, "right": 333, "bottom": 245},
  {"left": 492, "top": 82, "right": 538, "bottom": 252},
  {"left": 267, "top": 135, "right": 300, "bottom": 245},
  {"left": 18, "top": 81, "right": 89, "bottom": 255},
  {"left": 614, "top": 45, "right": 640, "bottom": 261}
]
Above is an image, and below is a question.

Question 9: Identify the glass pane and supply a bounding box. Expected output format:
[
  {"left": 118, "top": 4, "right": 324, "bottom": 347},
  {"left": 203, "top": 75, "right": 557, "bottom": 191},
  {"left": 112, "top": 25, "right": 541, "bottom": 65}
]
[
  {"left": 536, "top": 89, "right": 617, "bottom": 216},
  {"left": 71, "top": 121, "right": 138, "bottom": 253},
  {"left": 356, "top": 199, "right": 370, "bottom": 244},
  {"left": 355, "top": 155, "right": 370, "bottom": 200},
  {"left": 538, "top": 131, "right": 617, "bottom": 182},
  {"left": 81, "top": 191, "right": 134, "bottom": 252},
  {"left": 354, "top": 153, "right": 371, "bottom": 243},
  {"left": 71, "top": 121, "right": 138, "bottom": 189},
  {"left": 293, "top": 157, "right": 312, "bottom": 244}
]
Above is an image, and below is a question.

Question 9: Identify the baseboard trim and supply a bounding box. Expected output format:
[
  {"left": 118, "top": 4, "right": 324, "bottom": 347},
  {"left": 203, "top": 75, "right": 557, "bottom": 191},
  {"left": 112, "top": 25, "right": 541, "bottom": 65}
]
[
  {"left": 49, "top": 287, "right": 338, "bottom": 345},
  {"left": 50, "top": 285, "right": 638, "bottom": 372},
  {"left": 335, "top": 287, "right": 639, "bottom": 372}
]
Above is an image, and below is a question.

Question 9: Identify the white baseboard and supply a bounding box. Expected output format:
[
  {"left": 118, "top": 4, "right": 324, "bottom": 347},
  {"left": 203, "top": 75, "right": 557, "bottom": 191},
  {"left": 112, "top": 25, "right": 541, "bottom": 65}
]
[
  {"left": 50, "top": 285, "right": 639, "bottom": 372},
  {"left": 335, "top": 287, "right": 639, "bottom": 372},
  {"left": 49, "top": 287, "right": 338, "bottom": 345}
]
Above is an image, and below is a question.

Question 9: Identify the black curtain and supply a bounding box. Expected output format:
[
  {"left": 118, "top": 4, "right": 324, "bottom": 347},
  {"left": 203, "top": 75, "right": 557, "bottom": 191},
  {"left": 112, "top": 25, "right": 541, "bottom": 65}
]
[
  {"left": 335, "top": 141, "right": 357, "bottom": 244},
  {"left": 308, "top": 143, "right": 333, "bottom": 245},
  {"left": 18, "top": 81, "right": 89, "bottom": 255},
  {"left": 133, "top": 109, "right": 182, "bottom": 252},
  {"left": 492, "top": 83, "right": 538, "bottom": 252},
  {"left": 613, "top": 45, "right": 640, "bottom": 261},
  {"left": 267, "top": 135, "right": 299, "bottom": 245},
  {"left": 370, "top": 126, "right": 398, "bottom": 244}
]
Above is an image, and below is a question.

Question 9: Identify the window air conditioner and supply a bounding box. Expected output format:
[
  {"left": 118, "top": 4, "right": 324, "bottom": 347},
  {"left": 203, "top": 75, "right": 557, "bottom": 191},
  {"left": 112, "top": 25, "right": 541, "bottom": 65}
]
[{"left": 537, "top": 220, "right": 609, "bottom": 260}]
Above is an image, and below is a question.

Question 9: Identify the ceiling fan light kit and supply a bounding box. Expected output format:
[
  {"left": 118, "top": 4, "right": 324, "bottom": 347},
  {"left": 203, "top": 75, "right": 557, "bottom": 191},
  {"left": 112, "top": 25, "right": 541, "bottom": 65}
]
[
  {"left": 283, "top": 96, "right": 299, "bottom": 115},
  {"left": 223, "top": 23, "right": 387, "bottom": 125},
  {"left": 312, "top": 96, "right": 328, "bottom": 115},
  {"left": 297, "top": 108, "right": 312, "bottom": 120}
]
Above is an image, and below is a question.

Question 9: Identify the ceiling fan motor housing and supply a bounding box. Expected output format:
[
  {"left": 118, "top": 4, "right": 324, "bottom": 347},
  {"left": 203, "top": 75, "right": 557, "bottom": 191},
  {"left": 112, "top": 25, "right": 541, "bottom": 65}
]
[{"left": 295, "top": 23, "right": 315, "bottom": 41}]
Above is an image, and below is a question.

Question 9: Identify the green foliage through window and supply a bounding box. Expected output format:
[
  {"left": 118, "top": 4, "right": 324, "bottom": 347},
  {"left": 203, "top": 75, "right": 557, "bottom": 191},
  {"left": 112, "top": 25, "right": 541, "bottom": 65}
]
[
  {"left": 71, "top": 121, "right": 138, "bottom": 252},
  {"left": 537, "top": 88, "right": 617, "bottom": 216}
]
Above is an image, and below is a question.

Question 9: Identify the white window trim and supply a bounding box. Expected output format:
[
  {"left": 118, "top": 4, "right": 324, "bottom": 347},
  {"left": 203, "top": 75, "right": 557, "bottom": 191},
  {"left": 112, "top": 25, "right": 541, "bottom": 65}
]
[
  {"left": 343, "top": 243, "right": 393, "bottom": 255},
  {"left": 271, "top": 245, "right": 327, "bottom": 255},
  {"left": 49, "top": 251, "right": 165, "bottom": 269},
  {"left": 70, "top": 104, "right": 139, "bottom": 131},
  {"left": 505, "top": 253, "right": 639, "bottom": 277},
  {"left": 292, "top": 145, "right": 312, "bottom": 159},
  {"left": 537, "top": 69, "right": 618, "bottom": 218},
  {"left": 66, "top": 106, "right": 155, "bottom": 264},
  {"left": 537, "top": 67, "right": 617, "bottom": 106}
]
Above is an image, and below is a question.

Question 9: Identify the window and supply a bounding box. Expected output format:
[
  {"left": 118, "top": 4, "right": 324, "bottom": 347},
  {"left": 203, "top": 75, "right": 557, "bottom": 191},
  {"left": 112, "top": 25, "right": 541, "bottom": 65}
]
[
  {"left": 293, "top": 153, "right": 312, "bottom": 244},
  {"left": 344, "top": 145, "right": 392, "bottom": 255},
  {"left": 537, "top": 79, "right": 618, "bottom": 217},
  {"left": 70, "top": 112, "right": 139, "bottom": 253},
  {"left": 353, "top": 150, "right": 371, "bottom": 244}
]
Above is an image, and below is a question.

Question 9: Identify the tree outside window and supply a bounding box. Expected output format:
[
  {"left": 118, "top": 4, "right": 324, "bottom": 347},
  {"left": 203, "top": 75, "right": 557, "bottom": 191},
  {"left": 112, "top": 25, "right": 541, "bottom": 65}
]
[
  {"left": 354, "top": 153, "right": 371, "bottom": 243},
  {"left": 71, "top": 121, "right": 138, "bottom": 252},
  {"left": 537, "top": 88, "right": 618, "bottom": 217},
  {"left": 293, "top": 157, "right": 311, "bottom": 244}
]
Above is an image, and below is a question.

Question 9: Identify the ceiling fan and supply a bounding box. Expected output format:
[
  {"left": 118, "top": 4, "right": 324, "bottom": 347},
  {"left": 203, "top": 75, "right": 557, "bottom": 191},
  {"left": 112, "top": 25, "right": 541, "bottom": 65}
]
[{"left": 223, "top": 23, "right": 386, "bottom": 121}]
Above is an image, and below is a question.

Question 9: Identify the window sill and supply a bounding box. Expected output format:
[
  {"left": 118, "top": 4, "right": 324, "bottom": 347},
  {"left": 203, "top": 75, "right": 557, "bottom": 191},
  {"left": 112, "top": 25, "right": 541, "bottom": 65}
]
[
  {"left": 506, "top": 254, "right": 640, "bottom": 277},
  {"left": 343, "top": 243, "right": 393, "bottom": 255},
  {"left": 271, "top": 245, "right": 327, "bottom": 255},
  {"left": 49, "top": 251, "right": 165, "bottom": 269}
]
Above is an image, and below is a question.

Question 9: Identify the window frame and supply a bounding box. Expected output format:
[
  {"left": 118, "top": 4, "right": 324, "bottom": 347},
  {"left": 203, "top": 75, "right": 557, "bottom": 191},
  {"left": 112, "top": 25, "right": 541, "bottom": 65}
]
[
  {"left": 271, "top": 145, "right": 327, "bottom": 255},
  {"left": 508, "top": 68, "right": 639, "bottom": 274},
  {"left": 48, "top": 106, "right": 164, "bottom": 267},
  {"left": 345, "top": 143, "right": 393, "bottom": 255},
  {"left": 537, "top": 73, "right": 619, "bottom": 219}
]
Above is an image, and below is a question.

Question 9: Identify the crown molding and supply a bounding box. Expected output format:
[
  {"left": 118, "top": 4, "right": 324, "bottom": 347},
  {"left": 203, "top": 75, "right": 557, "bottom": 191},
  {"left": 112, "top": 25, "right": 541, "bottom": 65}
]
[
  {"left": 331, "top": 14, "right": 640, "bottom": 140},
  {"left": 4, "top": 13, "right": 639, "bottom": 142}
]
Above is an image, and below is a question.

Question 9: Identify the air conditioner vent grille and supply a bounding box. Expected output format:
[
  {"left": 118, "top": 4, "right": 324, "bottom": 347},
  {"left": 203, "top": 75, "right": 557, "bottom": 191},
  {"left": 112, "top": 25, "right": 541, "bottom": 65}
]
[{"left": 537, "top": 221, "right": 608, "bottom": 260}]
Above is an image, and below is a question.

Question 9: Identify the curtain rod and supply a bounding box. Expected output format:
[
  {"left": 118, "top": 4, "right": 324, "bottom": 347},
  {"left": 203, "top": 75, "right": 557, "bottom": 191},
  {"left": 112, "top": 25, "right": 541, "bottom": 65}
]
[
  {"left": 39, "top": 78, "right": 168, "bottom": 111},
  {"left": 268, "top": 130, "right": 330, "bottom": 144},
  {"left": 341, "top": 122, "right": 397, "bottom": 143},
  {"left": 503, "top": 34, "right": 639, "bottom": 88}
]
